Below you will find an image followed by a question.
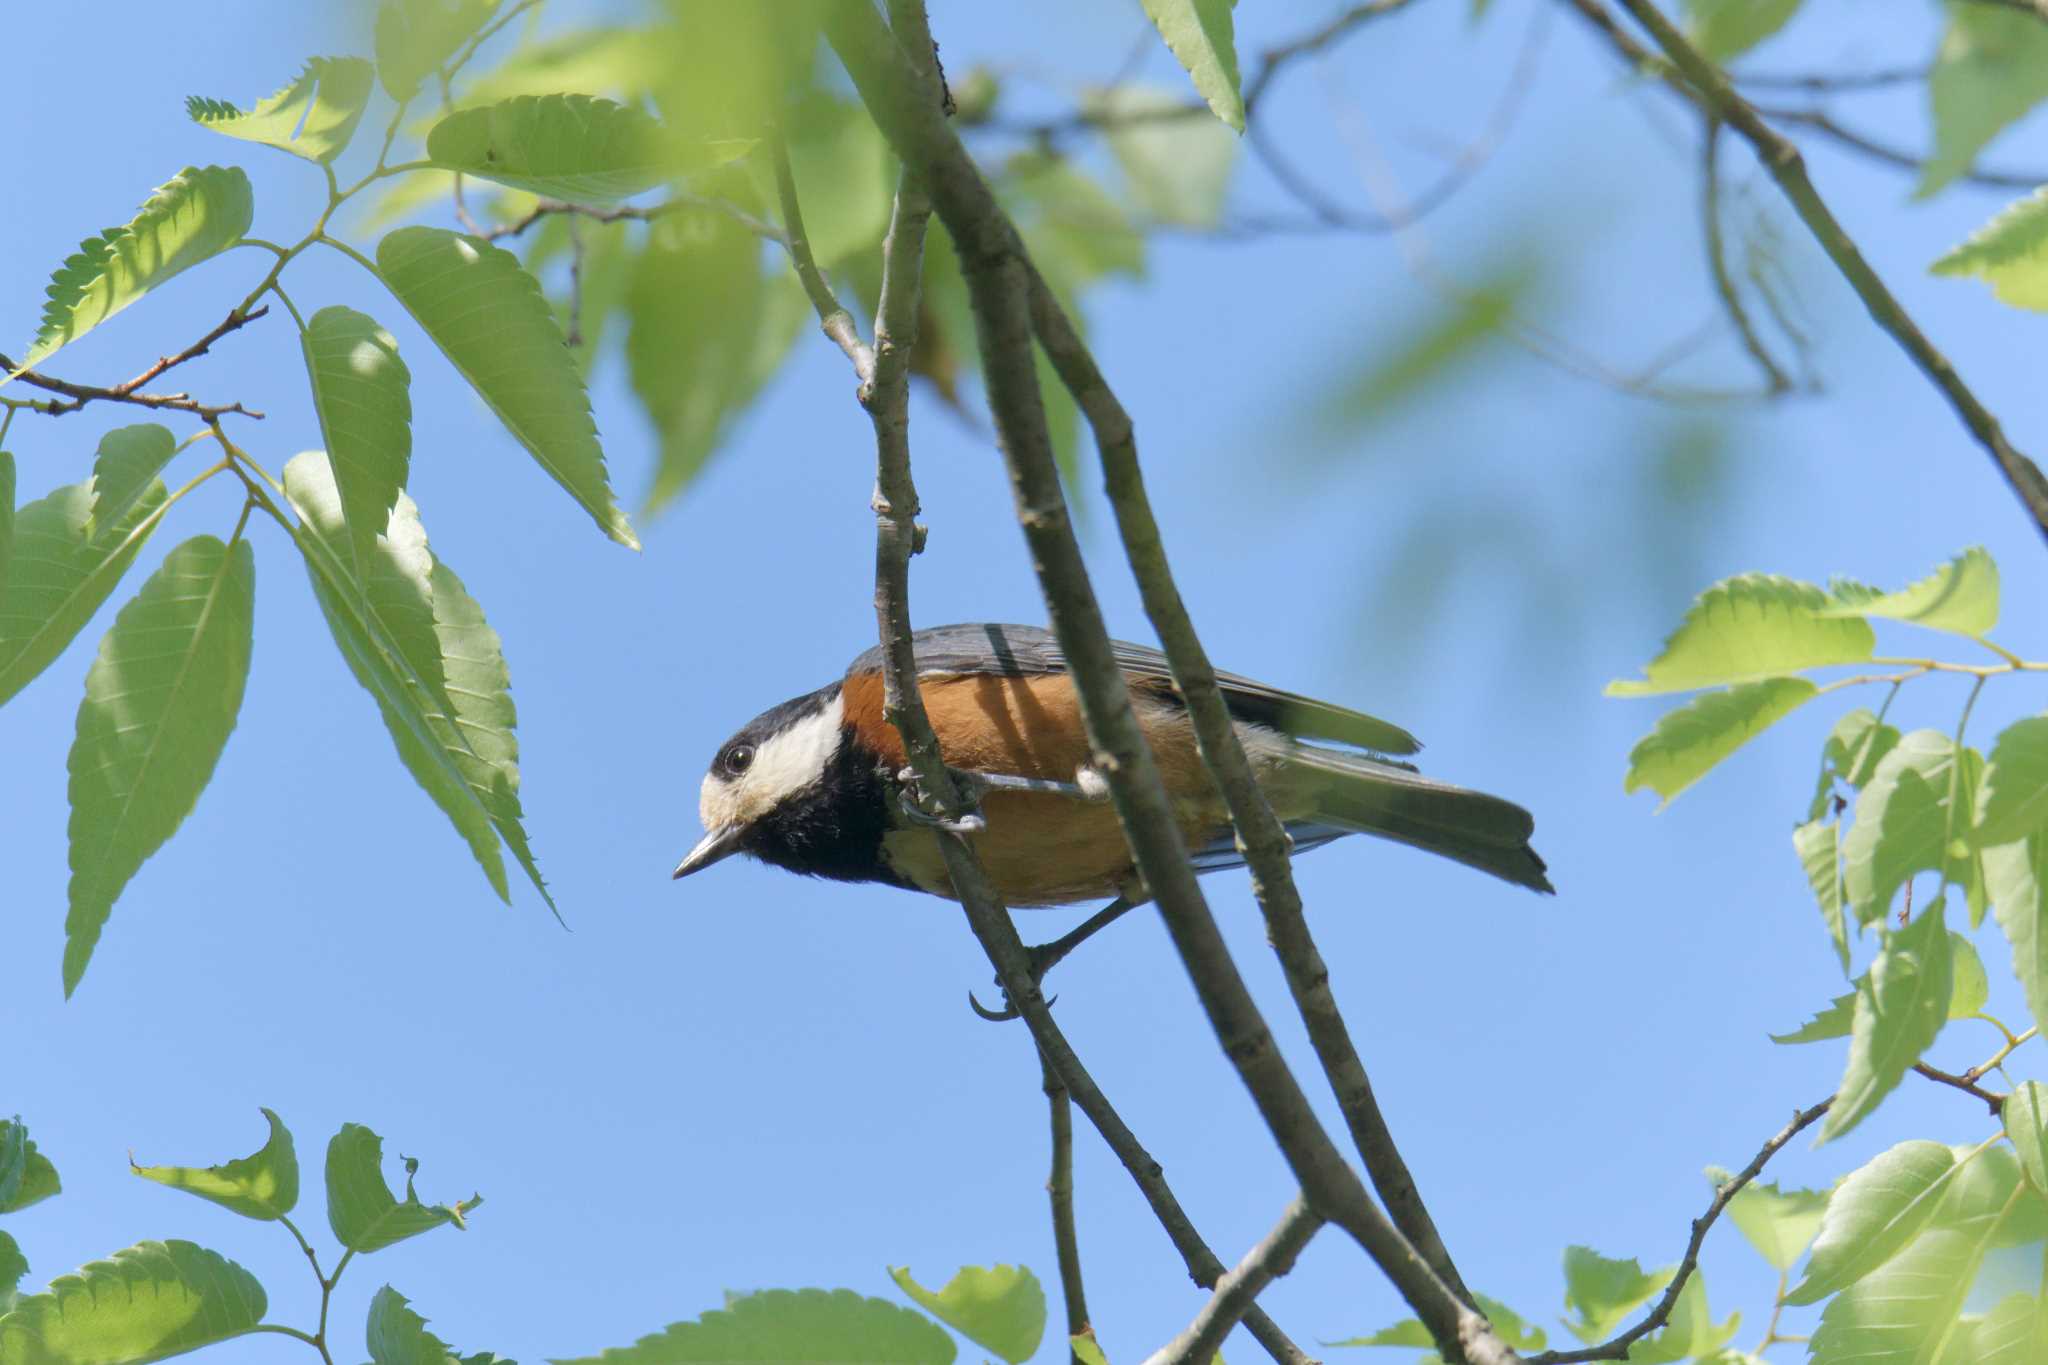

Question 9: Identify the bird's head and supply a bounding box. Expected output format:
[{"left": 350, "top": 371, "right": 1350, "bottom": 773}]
[{"left": 672, "top": 684, "right": 848, "bottom": 879}]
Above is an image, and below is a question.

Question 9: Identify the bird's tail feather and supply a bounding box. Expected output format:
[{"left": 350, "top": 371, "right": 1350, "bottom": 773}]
[{"left": 1282, "top": 745, "right": 1553, "bottom": 893}]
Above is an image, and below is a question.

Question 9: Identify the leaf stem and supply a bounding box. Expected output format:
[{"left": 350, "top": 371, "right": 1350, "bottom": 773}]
[{"left": 313, "top": 233, "right": 384, "bottom": 283}]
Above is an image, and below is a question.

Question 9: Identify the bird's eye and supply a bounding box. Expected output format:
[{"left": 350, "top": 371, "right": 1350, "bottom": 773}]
[{"left": 724, "top": 744, "right": 755, "bottom": 776}]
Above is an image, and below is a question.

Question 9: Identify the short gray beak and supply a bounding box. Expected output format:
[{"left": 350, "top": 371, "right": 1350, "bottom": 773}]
[{"left": 672, "top": 825, "right": 745, "bottom": 880}]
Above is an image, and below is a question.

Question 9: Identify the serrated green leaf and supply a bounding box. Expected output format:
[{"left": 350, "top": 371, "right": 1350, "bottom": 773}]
[
  {"left": 1824, "top": 903, "right": 1954, "bottom": 1141},
  {"left": 428, "top": 95, "right": 740, "bottom": 202},
  {"left": 1920, "top": 5, "right": 2048, "bottom": 199},
  {"left": 1622, "top": 1272, "right": 1736, "bottom": 1364},
  {"left": 303, "top": 306, "right": 413, "bottom": 582},
  {"left": 1961, "top": 1292, "right": 2048, "bottom": 1364},
  {"left": 0, "top": 1123, "right": 21, "bottom": 1210},
  {"left": 375, "top": 226, "right": 636, "bottom": 549},
  {"left": 285, "top": 453, "right": 548, "bottom": 910},
  {"left": 1819, "top": 548, "right": 1999, "bottom": 636},
  {"left": 1789, "top": 1140, "right": 1963, "bottom": 1304},
  {"left": 1935, "top": 186, "right": 2048, "bottom": 311},
  {"left": 131, "top": 1108, "right": 297, "bottom": 1221},
  {"left": 1770, "top": 987, "right": 1856, "bottom": 1044},
  {"left": 1683, "top": 0, "right": 1803, "bottom": 61},
  {"left": 0, "top": 479, "right": 168, "bottom": 708},
  {"left": 0, "top": 1240, "right": 266, "bottom": 1365},
  {"left": 15, "top": 167, "right": 254, "bottom": 373},
  {"left": 1562, "top": 1247, "right": 1673, "bottom": 1345},
  {"left": 1811, "top": 708, "right": 1904, "bottom": 819},
  {"left": 64, "top": 535, "right": 254, "bottom": 996},
  {"left": 1844, "top": 732, "right": 1981, "bottom": 925},
  {"left": 1705, "top": 1167, "right": 1826, "bottom": 1270},
  {"left": 1986, "top": 836, "right": 2048, "bottom": 1036},
  {"left": 375, "top": 0, "right": 499, "bottom": 101},
  {"left": 1625, "top": 677, "right": 1817, "bottom": 805},
  {"left": 85, "top": 426, "right": 178, "bottom": 541},
  {"left": 889, "top": 1266, "right": 1045, "bottom": 1365},
  {"left": 0, "top": 1230, "right": 24, "bottom": 1316},
  {"left": 552, "top": 1288, "right": 957, "bottom": 1365},
  {"left": 1140, "top": 0, "right": 1244, "bottom": 132},
  {"left": 1082, "top": 84, "right": 1237, "bottom": 227},
  {"left": 186, "top": 58, "right": 374, "bottom": 164},
  {"left": 1978, "top": 718, "right": 2048, "bottom": 847},
  {"left": 366, "top": 1286, "right": 506, "bottom": 1365},
  {"left": 1795, "top": 819, "right": 1851, "bottom": 974},
  {"left": 0, "top": 1127, "right": 60, "bottom": 1215},
  {"left": 325, "top": 1125, "right": 476, "bottom": 1254},
  {"left": 1950, "top": 932, "right": 1989, "bottom": 1018},
  {"left": 1607, "top": 574, "right": 1874, "bottom": 696}
]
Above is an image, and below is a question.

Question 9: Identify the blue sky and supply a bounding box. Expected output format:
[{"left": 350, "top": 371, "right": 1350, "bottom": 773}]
[{"left": 5, "top": 1, "right": 2048, "bottom": 1361}]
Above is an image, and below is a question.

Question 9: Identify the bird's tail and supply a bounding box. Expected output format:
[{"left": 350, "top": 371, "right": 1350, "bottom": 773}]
[{"left": 1282, "top": 745, "right": 1553, "bottom": 893}]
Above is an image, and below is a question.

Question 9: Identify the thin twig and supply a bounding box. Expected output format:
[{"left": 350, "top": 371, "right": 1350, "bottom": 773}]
[
  {"left": 1042, "top": 1050, "right": 1093, "bottom": 1360},
  {"left": 1701, "top": 121, "right": 1791, "bottom": 393},
  {"left": 1912, "top": 1061, "right": 2005, "bottom": 1113},
  {"left": 1586, "top": 0, "right": 2048, "bottom": 544},
  {"left": 471, "top": 194, "right": 787, "bottom": 246},
  {"left": 1751, "top": 103, "right": 2048, "bottom": 190},
  {"left": 1734, "top": 66, "right": 1928, "bottom": 94},
  {"left": 1148, "top": 1198, "right": 1323, "bottom": 1365},
  {"left": 1528, "top": 1098, "right": 1833, "bottom": 1365},
  {"left": 771, "top": 130, "right": 873, "bottom": 381},
  {"left": 0, "top": 305, "right": 270, "bottom": 421}
]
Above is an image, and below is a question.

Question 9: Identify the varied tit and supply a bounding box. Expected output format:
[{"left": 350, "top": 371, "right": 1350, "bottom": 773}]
[{"left": 674, "top": 625, "right": 1552, "bottom": 944}]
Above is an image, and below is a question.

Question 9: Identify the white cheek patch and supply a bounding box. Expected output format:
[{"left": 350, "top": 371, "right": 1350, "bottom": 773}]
[{"left": 699, "top": 693, "right": 846, "bottom": 830}]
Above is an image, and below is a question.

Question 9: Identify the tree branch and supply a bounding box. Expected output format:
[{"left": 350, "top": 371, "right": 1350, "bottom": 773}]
[
  {"left": 1578, "top": 0, "right": 2048, "bottom": 545},
  {"left": 1148, "top": 1198, "right": 1323, "bottom": 1365},
  {"left": 1528, "top": 1097, "right": 1833, "bottom": 1365},
  {"left": 470, "top": 193, "right": 788, "bottom": 246},
  {"left": 771, "top": 132, "right": 874, "bottom": 382},
  {"left": 828, "top": 7, "right": 1515, "bottom": 1362},
  {"left": 0, "top": 305, "right": 270, "bottom": 422},
  {"left": 1042, "top": 1051, "right": 1093, "bottom": 1361},
  {"left": 1700, "top": 121, "right": 1791, "bottom": 394}
]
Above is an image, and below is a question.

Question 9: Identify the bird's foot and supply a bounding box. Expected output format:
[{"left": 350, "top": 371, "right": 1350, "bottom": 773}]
[{"left": 968, "top": 896, "right": 1142, "bottom": 1023}]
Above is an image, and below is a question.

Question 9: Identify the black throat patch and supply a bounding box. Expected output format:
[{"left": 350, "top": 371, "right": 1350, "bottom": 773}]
[{"left": 738, "top": 685, "right": 911, "bottom": 891}]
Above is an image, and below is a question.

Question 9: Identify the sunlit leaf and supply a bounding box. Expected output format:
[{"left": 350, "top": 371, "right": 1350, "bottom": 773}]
[
  {"left": 2005, "top": 1082, "right": 2048, "bottom": 1202},
  {"left": 1986, "top": 836, "right": 2048, "bottom": 1037},
  {"left": 456, "top": 26, "right": 667, "bottom": 108},
  {"left": 187, "top": 58, "right": 374, "bottom": 163},
  {"left": 85, "top": 426, "right": 178, "bottom": 541},
  {"left": 64, "top": 535, "right": 254, "bottom": 996},
  {"left": 0, "top": 1240, "right": 266, "bottom": 1365},
  {"left": 1683, "top": 0, "right": 1803, "bottom": 61},
  {"left": 778, "top": 94, "right": 895, "bottom": 269},
  {"left": 554, "top": 1288, "right": 957, "bottom": 1365},
  {"left": 0, "top": 452, "right": 13, "bottom": 608},
  {"left": 366, "top": 1286, "right": 506, "bottom": 1365},
  {"left": 889, "top": 1266, "right": 1045, "bottom": 1365},
  {"left": 325, "top": 1124, "right": 477, "bottom": 1254},
  {"left": 1561, "top": 1247, "right": 1672, "bottom": 1345},
  {"left": 1959, "top": 1292, "right": 2048, "bottom": 1364},
  {"left": 1810, "top": 707, "right": 1903, "bottom": 820},
  {"left": 1082, "top": 84, "right": 1237, "bottom": 227},
  {"left": 0, "top": 1230, "right": 23, "bottom": 1316},
  {"left": 1328, "top": 1295, "right": 1538, "bottom": 1354},
  {"left": 1608, "top": 574, "right": 1874, "bottom": 696},
  {"left": 428, "top": 95, "right": 743, "bottom": 202},
  {"left": 375, "top": 0, "right": 499, "bottom": 101},
  {"left": 1069, "top": 1337, "right": 1109, "bottom": 1365},
  {"left": 1795, "top": 819, "right": 1851, "bottom": 974},
  {"left": 1621, "top": 1272, "right": 1737, "bottom": 1364},
  {"left": 131, "top": 1108, "right": 298, "bottom": 1221},
  {"left": 1140, "top": 0, "right": 1245, "bottom": 132},
  {"left": 1819, "top": 548, "right": 1999, "bottom": 636},
  {"left": 0, "top": 1123, "right": 60, "bottom": 1215},
  {"left": 0, "top": 479, "right": 168, "bottom": 708},
  {"left": 1950, "top": 931, "right": 1989, "bottom": 1018},
  {"left": 1789, "top": 1139, "right": 1963, "bottom": 1304},
  {"left": 1977, "top": 717, "right": 2048, "bottom": 847},
  {"left": 1705, "top": 1167, "right": 1826, "bottom": 1270},
  {"left": 1806, "top": 1187, "right": 2016, "bottom": 1363},
  {"left": 1936, "top": 186, "right": 2048, "bottom": 311},
  {"left": 14, "top": 166, "right": 254, "bottom": 373},
  {"left": 1769, "top": 987, "right": 1855, "bottom": 1044},
  {"left": 1823, "top": 903, "right": 1953, "bottom": 1141},
  {"left": 376, "top": 226, "right": 637, "bottom": 549},
  {"left": 303, "top": 307, "right": 413, "bottom": 582},
  {"left": 1844, "top": 731, "right": 1981, "bottom": 925},
  {"left": 1624, "top": 677, "right": 1816, "bottom": 805},
  {"left": 1920, "top": 4, "right": 2048, "bottom": 199}
]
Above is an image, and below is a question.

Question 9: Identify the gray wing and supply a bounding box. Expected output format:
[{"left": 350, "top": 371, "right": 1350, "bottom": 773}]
[{"left": 848, "top": 623, "right": 1420, "bottom": 758}]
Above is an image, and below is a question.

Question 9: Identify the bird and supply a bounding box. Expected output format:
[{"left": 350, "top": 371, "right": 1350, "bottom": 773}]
[{"left": 674, "top": 624, "right": 1549, "bottom": 996}]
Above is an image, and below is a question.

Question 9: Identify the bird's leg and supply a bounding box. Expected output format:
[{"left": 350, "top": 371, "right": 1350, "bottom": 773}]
[
  {"left": 895, "top": 765, "right": 1108, "bottom": 834},
  {"left": 970, "top": 896, "right": 1144, "bottom": 1022}
]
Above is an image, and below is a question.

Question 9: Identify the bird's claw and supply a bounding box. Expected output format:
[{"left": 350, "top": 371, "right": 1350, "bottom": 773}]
[
  {"left": 969, "top": 943, "right": 1062, "bottom": 1023},
  {"left": 895, "top": 767, "right": 988, "bottom": 833}
]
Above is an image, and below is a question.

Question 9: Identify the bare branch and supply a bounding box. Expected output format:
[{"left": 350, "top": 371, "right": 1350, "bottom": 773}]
[
  {"left": 1700, "top": 121, "right": 1792, "bottom": 394},
  {"left": 771, "top": 131, "right": 874, "bottom": 382},
  {"left": 1148, "top": 1198, "right": 1323, "bottom": 1365},
  {"left": 470, "top": 193, "right": 788, "bottom": 246},
  {"left": 1, "top": 305, "right": 270, "bottom": 422},
  {"left": 1733, "top": 65, "right": 1927, "bottom": 94},
  {"left": 1041, "top": 1052, "right": 1093, "bottom": 1361},
  {"left": 1750, "top": 103, "right": 2048, "bottom": 190}
]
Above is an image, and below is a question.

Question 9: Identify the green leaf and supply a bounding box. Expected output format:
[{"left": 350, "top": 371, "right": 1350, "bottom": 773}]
[
  {"left": 0, "top": 1240, "right": 266, "bottom": 1365},
  {"left": 64, "top": 535, "right": 255, "bottom": 996},
  {"left": 1002, "top": 153, "right": 1145, "bottom": 285},
  {"left": 366, "top": 1286, "right": 505, "bottom": 1365},
  {"left": 325, "top": 1124, "right": 477, "bottom": 1254},
  {"left": 888, "top": 1266, "right": 1045, "bottom": 1365},
  {"left": 1811, "top": 708, "right": 1904, "bottom": 819},
  {"left": 0, "top": 1123, "right": 21, "bottom": 1210},
  {"left": 1843, "top": 731, "right": 1981, "bottom": 925},
  {"left": 778, "top": 95, "right": 895, "bottom": 269},
  {"left": 1824, "top": 902, "right": 1954, "bottom": 1141},
  {"left": 1069, "top": 1338, "right": 1109, "bottom": 1365},
  {"left": 186, "top": 58, "right": 374, "bottom": 163},
  {"left": 375, "top": 226, "right": 637, "bottom": 549},
  {"left": 1624, "top": 677, "right": 1816, "bottom": 805},
  {"left": 1978, "top": 718, "right": 2048, "bottom": 847},
  {"left": 1316, "top": 269, "right": 1528, "bottom": 437},
  {"left": 428, "top": 95, "right": 735, "bottom": 202},
  {"left": 1325, "top": 1318, "right": 1435, "bottom": 1348},
  {"left": 85, "top": 426, "right": 178, "bottom": 541},
  {"left": 553, "top": 1288, "right": 957, "bottom": 1365},
  {"left": 2006, "top": 1082, "right": 2048, "bottom": 1202},
  {"left": 1770, "top": 987, "right": 1856, "bottom": 1044},
  {"left": 1683, "top": 0, "right": 1803, "bottom": 62},
  {"left": 303, "top": 306, "right": 413, "bottom": 581},
  {"left": 0, "top": 1230, "right": 24, "bottom": 1315},
  {"left": 1949, "top": 932, "right": 1989, "bottom": 1018},
  {"left": 1561, "top": 1247, "right": 1673, "bottom": 1345},
  {"left": 1935, "top": 186, "right": 2048, "bottom": 311},
  {"left": 1788, "top": 1139, "right": 1963, "bottom": 1304},
  {"left": 1473, "top": 1296, "right": 1545, "bottom": 1354},
  {"left": 130, "top": 1108, "right": 298, "bottom": 1221},
  {"left": 0, "top": 1127, "right": 60, "bottom": 1215},
  {"left": 1622, "top": 1272, "right": 1737, "bottom": 1364},
  {"left": 0, "top": 479, "right": 168, "bottom": 708},
  {"left": 1819, "top": 548, "right": 1999, "bottom": 636},
  {"left": 15, "top": 167, "right": 254, "bottom": 373},
  {"left": 284, "top": 453, "right": 548, "bottom": 910},
  {"left": 1607, "top": 574, "right": 1875, "bottom": 696},
  {"left": 1986, "top": 836, "right": 2048, "bottom": 1035},
  {"left": 1082, "top": 84, "right": 1237, "bottom": 227},
  {"left": 375, "top": 0, "right": 499, "bottom": 101},
  {"left": 1795, "top": 819, "right": 1851, "bottom": 975},
  {"left": 1806, "top": 1181, "right": 2017, "bottom": 1364},
  {"left": 1140, "top": 0, "right": 1245, "bottom": 132},
  {"left": 0, "top": 452, "right": 14, "bottom": 607},
  {"left": 1920, "top": 4, "right": 2048, "bottom": 199},
  {"left": 1960, "top": 1292, "right": 2048, "bottom": 1364},
  {"left": 1705, "top": 1167, "right": 1826, "bottom": 1270}
]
